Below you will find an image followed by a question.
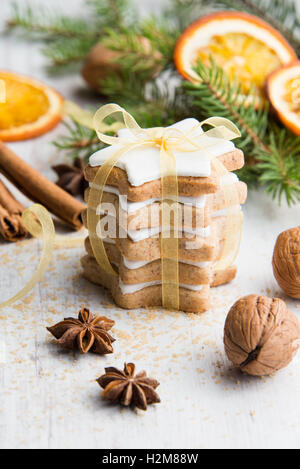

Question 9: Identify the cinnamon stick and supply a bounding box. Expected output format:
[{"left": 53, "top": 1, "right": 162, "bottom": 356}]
[
  {"left": 0, "top": 179, "right": 28, "bottom": 242},
  {"left": 0, "top": 142, "right": 85, "bottom": 230}
]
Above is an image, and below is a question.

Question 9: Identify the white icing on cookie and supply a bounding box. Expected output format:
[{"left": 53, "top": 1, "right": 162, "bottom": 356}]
[
  {"left": 89, "top": 118, "right": 235, "bottom": 187},
  {"left": 90, "top": 183, "right": 207, "bottom": 211},
  {"left": 89, "top": 172, "right": 238, "bottom": 214},
  {"left": 126, "top": 225, "right": 210, "bottom": 242},
  {"left": 122, "top": 256, "right": 211, "bottom": 270},
  {"left": 220, "top": 173, "right": 238, "bottom": 186},
  {"left": 119, "top": 278, "right": 204, "bottom": 294},
  {"left": 211, "top": 205, "right": 241, "bottom": 218}
]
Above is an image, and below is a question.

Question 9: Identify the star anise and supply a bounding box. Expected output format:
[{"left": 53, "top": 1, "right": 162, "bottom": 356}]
[
  {"left": 47, "top": 307, "right": 115, "bottom": 354},
  {"left": 97, "top": 363, "right": 160, "bottom": 411},
  {"left": 52, "top": 157, "right": 88, "bottom": 197}
]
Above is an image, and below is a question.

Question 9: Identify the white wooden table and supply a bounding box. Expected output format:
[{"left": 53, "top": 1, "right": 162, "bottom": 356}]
[{"left": 1, "top": 0, "right": 300, "bottom": 450}]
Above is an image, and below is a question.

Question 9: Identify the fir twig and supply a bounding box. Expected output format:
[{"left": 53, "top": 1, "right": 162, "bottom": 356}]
[
  {"left": 53, "top": 119, "right": 104, "bottom": 163},
  {"left": 7, "top": 0, "right": 137, "bottom": 69},
  {"left": 86, "top": 0, "right": 137, "bottom": 30},
  {"left": 8, "top": 1, "right": 98, "bottom": 39},
  {"left": 184, "top": 59, "right": 300, "bottom": 205},
  {"left": 42, "top": 37, "right": 96, "bottom": 66},
  {"left": 184, "top": 59, "right": 269, "bottom": 152},
  {"left": 255, "top": 127, "right": 300, "bottom": 205}
]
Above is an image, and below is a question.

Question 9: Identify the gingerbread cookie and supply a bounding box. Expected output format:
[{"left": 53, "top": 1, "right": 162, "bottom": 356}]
[{"left": 81, "top": 117, "right": 247, "bottom": 313}]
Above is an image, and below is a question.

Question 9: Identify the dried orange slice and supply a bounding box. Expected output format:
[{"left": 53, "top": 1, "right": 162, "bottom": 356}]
[
  {"left": 0, "top": 71, "right": 63, "bottom": 141},
  {"left": 267, "top": 62, "right": 300, "bottom": 136},
  {"left": 174, "top": 11, "right": 297, "bottom": 101}
]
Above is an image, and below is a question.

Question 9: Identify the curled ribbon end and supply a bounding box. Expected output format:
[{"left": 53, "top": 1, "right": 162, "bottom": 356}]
[{"left": 0, "top": 204, "right": 56, "bottom": 311}]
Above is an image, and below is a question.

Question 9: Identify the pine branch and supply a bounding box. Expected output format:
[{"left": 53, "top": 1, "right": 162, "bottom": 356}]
[
  {"left": 42, "top": 37, "right": 96, "bottom": 67},
  {"left": 140, "top": 16, "right": 180, "bottom": 63},
  {"left": 53, "top": 119, "right": 104, "bottom": 163},
  {"left": 86, "top": 0, "right": 137, "bottom": 29},
  {"left": 183, "top": 59, "right": 269, "bottom": 153},
  {"left": 183, "top": 59, "right": 300, "bottom": 205},
  {"left": 7, "top": 1, "right": 136, "bottom": 69},
  {"left": 7, "top": 1, "right": 98, "bottom": 39},
  {"left": 6, "top": 0, "right": 185, "bottom": 72},
  {"left": 99, "top": 70, "right": 149, "bottom": 105},
  {"left": 255, "top": 127, "right": 300, "bottom": 205}
]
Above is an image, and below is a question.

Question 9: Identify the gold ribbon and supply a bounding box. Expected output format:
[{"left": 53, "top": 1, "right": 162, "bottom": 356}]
[
  {"left": 0, "top": 204, "right": 84, "bottom": 311},
  {"left": 63, "top": 100, "right": 124, "bottom": 133},
  {"left": 0, "top": 204, "right": 55, "bottom": 310},
  {"left": 0, "top": 101, "right": 121, "bottom": 312},
  {"left": 87, "top": 103, "right": 242, "bottom": 311}
]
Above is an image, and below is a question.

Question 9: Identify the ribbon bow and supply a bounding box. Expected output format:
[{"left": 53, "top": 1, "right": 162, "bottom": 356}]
[{"left": 88, "top": 103, "right": 242, "bottom": 311}]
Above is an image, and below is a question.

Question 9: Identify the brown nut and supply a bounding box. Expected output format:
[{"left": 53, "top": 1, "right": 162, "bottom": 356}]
[
  {"left": 224, "top": 294, "right": 300, "bottom": 376},
  {"left": 81, "top": 42, "right": 121, "bottom": 92},
  {"left": 272, "top": 226, "right": 300, "bottom": 299}
]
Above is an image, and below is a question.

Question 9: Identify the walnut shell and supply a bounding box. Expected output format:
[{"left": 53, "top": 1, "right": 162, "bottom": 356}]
[
  {"left": 224, "top": 295, "right": 300, "bottom": 376},
  {"left": 272, "top": 226, "right": 300, "bottom": 299},
  {"left": 81, "top": 37, "right": 162, "bottom": 94}
]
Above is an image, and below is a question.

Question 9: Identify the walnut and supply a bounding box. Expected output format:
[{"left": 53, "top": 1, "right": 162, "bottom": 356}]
[
  {"left": 224, "top": 295, "right": 300, "bottom": 376},
  {"left": 272, "top": 226, "right": 300, "bottom": 299}
]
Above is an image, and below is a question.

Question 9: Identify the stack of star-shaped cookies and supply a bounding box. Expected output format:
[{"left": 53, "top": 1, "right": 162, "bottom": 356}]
[{"left": 81, "top": 118, "right": 247, "bottom": 312}]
